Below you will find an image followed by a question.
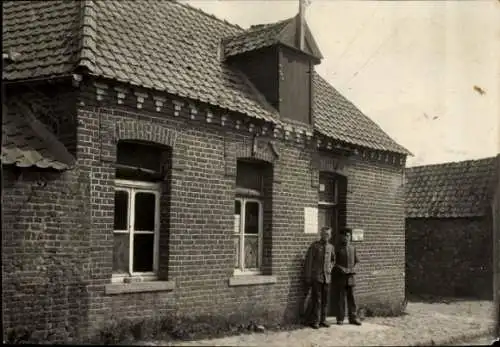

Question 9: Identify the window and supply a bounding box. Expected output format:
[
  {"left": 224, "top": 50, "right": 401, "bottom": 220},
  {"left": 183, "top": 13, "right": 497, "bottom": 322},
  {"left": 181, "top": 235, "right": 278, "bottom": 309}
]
[
  {"left": 112, "top": 140, "right": 170, "bottom": 283},
  {"left": 318, "top": 172, "right": 338, "bottom": 235},
  {"left": 234, "top": 199, "right": 263, "bottom": 274},
  {"left": 234, "top": 159, "right": 269, "bottom": 275},
  {"left": 113, "top": 180, "right": 161, "bottom": 282}
]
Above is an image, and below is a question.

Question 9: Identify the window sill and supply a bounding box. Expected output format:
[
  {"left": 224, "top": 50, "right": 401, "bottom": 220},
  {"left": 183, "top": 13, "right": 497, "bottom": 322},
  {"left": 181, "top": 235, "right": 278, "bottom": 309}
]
[
  {"left": 105, "top": 280, "right": 175, "bottom": 295},
  {"left": 229, "top": 275, "right": 277, "bottom": 287}
]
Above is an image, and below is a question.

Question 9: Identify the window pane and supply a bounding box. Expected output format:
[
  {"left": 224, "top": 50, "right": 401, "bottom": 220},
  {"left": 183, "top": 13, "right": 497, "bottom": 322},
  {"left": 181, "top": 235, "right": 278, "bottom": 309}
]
[
  {"left": 318, "top": 207, "right": 334, "bottom": 232},
  {"left": 114, "top": 190, "right": 129, "bottom": 230},
  {"left": 113, "top": 233, "right": 129, "bottom": 274},
  {"left": 233, "top": 235, "right": 240, "bottom": 269},
  {"left": 236, "top": 161, "right": 264, "bottom": 191},
  {"left": 234, "top": 200, "right": 241, "bottom": 234},
  {"left": 133, "top": 234, "right": 154, "bottom": 272},
  {"left": 117, "top": 141, "right": 166, "bottom": 173},
  {"left": 134, "top": 192, "right": 156, "bottom": 231},
  {"left": 244, "top": 202, "right": 260, "bottom": 234},
  {"left": 244, "top": 235, "right": 258, "bottom": 269},
  {"left": 319, "top": 173, "right": 337, "bottom": 203}
]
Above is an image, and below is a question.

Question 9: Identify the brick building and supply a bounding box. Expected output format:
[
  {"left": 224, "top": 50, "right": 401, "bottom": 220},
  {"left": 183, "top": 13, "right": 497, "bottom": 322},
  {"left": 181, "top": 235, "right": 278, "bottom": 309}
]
[
  {"left": 405, "top": 156, "right": 499, "bottom": 300},
  {"left": 2, "top": 0, "right": 410, "bottom": 342}
]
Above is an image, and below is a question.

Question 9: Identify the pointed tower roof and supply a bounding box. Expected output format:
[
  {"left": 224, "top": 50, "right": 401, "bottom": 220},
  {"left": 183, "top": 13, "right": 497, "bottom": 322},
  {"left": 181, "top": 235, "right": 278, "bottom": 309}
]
[{"left": 222, "top": 15, "right": 323, "bottom": 62}]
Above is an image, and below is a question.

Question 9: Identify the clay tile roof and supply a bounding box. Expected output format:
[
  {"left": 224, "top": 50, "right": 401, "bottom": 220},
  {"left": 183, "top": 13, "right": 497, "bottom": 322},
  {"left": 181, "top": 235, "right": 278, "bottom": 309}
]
[
  {"left": 2, "top": 103, "right": 75, "bottom": 171},
  {"left": 405, "top": 156, "right": 499, "bottom": 218},
  {"left": 2, "top": 0, "right": 82, "bottom": 80},
  {"left": 313, "top": 73, "right": 410, "bottom": 154},
  {"left": 223, "top": 18, "right": 294, "bottom": 58},
  {"left": 2, "top": 0, "right": 410, "bottom": 155}
]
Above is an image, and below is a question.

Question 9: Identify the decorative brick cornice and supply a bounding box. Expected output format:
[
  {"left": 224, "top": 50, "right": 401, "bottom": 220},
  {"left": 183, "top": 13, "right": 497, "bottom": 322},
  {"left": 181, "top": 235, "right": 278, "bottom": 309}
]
[
  {"left": 134, "top": 92, "right": 148, "bottom": 109},
  {"left": 153, "top": 95, "right": 166, "bottom": 112},
  {"left": 88, "top": 80, "right": 407, "bottom": 168},
  {"left": 114, "top": 87, "right": 128, "bottom": 105},
  {"left": 94, "top": 82, "right": 108, "bottom": 101}
]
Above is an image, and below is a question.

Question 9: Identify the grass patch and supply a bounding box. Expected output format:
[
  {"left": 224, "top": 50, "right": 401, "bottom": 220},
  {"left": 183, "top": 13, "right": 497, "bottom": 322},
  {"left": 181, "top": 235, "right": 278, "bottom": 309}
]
[{"left": 92, "top": 309, "right": 303, "bottom": 345}]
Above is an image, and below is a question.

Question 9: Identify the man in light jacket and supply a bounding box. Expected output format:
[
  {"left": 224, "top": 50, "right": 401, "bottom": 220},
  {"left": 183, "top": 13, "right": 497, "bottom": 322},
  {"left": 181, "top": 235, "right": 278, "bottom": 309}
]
[{"left": 304, "top": 226, "right": 336, "bottom": 329}]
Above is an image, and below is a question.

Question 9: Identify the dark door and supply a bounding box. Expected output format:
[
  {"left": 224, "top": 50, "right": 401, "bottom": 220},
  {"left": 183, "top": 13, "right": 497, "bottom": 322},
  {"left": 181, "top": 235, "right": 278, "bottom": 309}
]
[{"left": 318, "top": 173, "right": 347, "bottom": 316}]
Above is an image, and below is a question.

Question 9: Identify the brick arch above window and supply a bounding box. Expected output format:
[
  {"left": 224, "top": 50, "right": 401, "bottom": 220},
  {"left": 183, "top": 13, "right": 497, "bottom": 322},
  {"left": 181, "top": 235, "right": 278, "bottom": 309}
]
[
  {"left": 224, "top": 136, "right": 281, "bottom": 182},
  {"left": 310, "top": 152, "right": 349, "bottom": 188},
  {"left": 100, "top": 119, "right": 185, "bottom": 172},
  {"left": 114, "top": 120, "right": 178, "bottom": 148}
]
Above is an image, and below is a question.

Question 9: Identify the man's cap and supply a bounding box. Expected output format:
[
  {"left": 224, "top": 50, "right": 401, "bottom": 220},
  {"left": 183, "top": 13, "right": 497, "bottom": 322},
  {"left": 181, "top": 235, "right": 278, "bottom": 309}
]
[
  {"left": 340, "top": 227, "right": 353, "bottom": 235},
  {"left": 320, "top": 226, "right": 332, "bottom": 233}
]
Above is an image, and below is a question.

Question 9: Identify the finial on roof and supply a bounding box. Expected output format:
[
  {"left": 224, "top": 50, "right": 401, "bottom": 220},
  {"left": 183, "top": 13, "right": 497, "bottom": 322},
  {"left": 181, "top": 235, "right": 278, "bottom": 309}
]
[{"left": 298, "top": 0, "right": 312, "bottom": 50}]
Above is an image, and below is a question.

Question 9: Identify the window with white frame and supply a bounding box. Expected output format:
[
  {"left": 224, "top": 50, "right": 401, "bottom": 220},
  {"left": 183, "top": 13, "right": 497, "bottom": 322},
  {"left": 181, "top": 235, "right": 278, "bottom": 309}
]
[
  {"left": 318, "top": 172, "right": 338, "bottom": 235},
  {"left": 234, "top": 198, "right": 263, "bottom": 273},
  {"left": 112, "top": 140, "right": 170, "bottom": 283},
  {"left": 113, "top": 180, "right": 160, "bottom": 281},
  {"left": 234, "top": 159, "right": 269, "bottom": 274}
]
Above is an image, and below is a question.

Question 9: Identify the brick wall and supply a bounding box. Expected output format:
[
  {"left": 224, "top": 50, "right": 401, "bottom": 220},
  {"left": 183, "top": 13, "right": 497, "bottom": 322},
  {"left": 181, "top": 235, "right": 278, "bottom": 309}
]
[
  {"left": 2, "top": 167, "right": 91, "bottom": 343},
  {"left": 2, "top": 78, "right": 407, "bottom": 342},
  {"left": 344, "top": 158, "right": 406, "bottom": 308},
  {"left": 406, "top": 217, "right": 493, "bottom": 299},
  {"left": 76, "top": 81, "right": 322, "bottom": 330}
]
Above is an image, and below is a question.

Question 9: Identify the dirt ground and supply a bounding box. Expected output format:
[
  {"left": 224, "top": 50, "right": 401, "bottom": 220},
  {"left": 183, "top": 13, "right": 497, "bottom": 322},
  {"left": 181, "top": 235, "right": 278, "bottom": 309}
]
[{"left": 142, "top": 300, "right": 495, "bottom": 346}]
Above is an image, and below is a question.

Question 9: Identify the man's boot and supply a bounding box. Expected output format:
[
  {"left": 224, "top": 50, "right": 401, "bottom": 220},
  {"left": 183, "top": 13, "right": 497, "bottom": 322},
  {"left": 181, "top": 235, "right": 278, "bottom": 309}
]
[{"left": 349, "top": 317, "right": 362, "bottom": 326}]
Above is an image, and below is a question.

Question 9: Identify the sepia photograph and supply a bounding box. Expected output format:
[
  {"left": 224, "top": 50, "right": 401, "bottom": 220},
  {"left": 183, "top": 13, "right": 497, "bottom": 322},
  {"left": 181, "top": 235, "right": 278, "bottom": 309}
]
[{"left": 2, "top": 0, "right": 499, "bottom": 345}]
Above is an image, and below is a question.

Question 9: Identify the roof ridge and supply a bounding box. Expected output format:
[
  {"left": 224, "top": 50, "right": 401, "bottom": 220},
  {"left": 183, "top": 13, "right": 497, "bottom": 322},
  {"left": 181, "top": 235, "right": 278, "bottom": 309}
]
[
  {"left": 223, "top": 17, "right": 294, "bottom": 43},
  {"left": 407, "top": 156, "right": 498, "bottom": 170},
  {"left": 77, "top": 0, "right": 98, "bottom": 73},
  {"left": 172, "top": 0, "right": 244, "bottom": 31}
]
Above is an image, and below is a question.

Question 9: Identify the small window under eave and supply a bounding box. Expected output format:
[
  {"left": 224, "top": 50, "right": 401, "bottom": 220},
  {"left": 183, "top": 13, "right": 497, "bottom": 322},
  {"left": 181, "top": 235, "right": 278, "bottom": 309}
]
[{"left": 115, "top": 140, "right": 171, "bottom": 182}]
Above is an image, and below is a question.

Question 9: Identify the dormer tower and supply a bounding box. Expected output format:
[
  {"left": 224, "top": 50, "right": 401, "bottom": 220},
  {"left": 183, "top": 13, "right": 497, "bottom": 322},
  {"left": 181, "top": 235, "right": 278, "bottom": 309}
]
[{"left": 221, "top": 1, "right": 323, "bottom": 126}]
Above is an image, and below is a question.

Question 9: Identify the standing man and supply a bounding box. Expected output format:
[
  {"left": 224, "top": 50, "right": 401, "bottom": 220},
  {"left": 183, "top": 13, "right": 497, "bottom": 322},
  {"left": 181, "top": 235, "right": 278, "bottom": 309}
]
[
  {"left": 333, "top": 227, "right": 362, "bottom": 325},
  {"left": 304, "top": 226, "right": 336, "bottom": 329}
]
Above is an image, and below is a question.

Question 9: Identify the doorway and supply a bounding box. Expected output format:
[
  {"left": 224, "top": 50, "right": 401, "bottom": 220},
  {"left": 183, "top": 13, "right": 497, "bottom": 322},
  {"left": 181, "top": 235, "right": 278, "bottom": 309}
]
[{"left": 317, "top": 172, "right": 347, "bottom": 316}]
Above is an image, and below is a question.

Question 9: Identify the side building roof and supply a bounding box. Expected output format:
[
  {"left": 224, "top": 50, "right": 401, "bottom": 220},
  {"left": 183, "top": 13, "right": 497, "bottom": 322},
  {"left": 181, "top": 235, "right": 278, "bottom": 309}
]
[{"left": 405, "top": 156, "right": 499, "bottom": 218}]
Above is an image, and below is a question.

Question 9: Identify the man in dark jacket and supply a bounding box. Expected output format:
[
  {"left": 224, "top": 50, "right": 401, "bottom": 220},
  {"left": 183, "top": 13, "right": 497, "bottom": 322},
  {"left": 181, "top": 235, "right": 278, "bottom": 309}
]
[
  {"left": 333, "top": 227, "right": 362, "bottom": 325},
  {"left": 304, "top": 226, "right": 336, "bottom": 329}
]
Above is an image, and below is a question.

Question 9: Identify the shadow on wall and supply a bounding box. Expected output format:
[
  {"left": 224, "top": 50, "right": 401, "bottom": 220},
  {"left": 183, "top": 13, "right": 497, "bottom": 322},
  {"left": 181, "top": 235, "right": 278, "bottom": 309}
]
[
  {"left": 2, "top": 168, "right": 91, "bottom": 343},
  {"left": 283, "top": 252, "right": 311, "bottom": 325}
]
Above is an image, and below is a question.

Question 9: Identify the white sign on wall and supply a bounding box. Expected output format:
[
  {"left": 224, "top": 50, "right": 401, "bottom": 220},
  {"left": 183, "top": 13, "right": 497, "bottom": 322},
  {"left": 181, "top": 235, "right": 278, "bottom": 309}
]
[
  {"left": 351, "top": 228, "right": 364, "bottom": 242},
  {"left": 304, "top": 207, "right": 318, "bottom": 234}
]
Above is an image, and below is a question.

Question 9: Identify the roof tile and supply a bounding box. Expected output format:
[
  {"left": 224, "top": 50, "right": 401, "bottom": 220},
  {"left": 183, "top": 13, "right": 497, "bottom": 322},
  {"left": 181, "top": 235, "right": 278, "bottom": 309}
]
[
  {"left": 405, "top": 157, "right": 499, "bottom": 218},
  {"left": 2, "top": 104, "right": 75, "bottom": 171},
  {"left": 3, "top": 0, "right": 410, "bottom": 155}
]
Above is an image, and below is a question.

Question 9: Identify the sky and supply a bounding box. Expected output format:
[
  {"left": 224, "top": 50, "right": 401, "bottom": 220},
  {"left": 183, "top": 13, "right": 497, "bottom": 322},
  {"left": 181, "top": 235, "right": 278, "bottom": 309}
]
[{"left": 186, "top": 0, "right": 500, "bottom": 167}]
